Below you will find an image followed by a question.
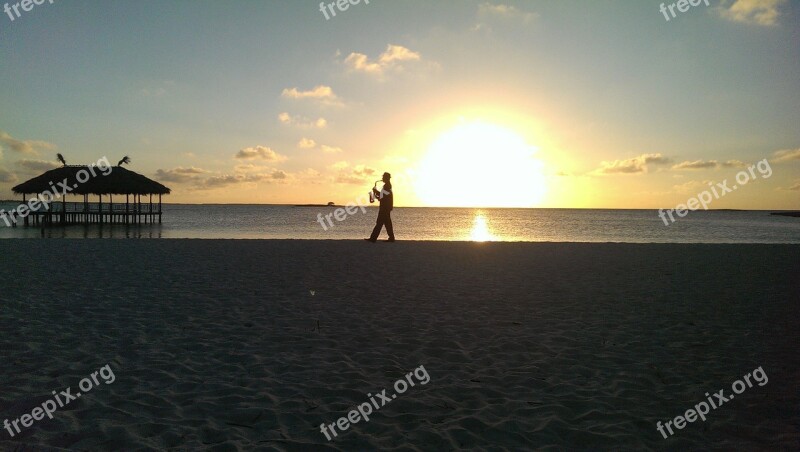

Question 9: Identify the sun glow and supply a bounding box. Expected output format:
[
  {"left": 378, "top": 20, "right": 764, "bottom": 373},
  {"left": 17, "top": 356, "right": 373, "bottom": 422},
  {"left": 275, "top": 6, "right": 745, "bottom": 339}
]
[{"left": 414, "top": 121, "right": 546, "bottom": 207}]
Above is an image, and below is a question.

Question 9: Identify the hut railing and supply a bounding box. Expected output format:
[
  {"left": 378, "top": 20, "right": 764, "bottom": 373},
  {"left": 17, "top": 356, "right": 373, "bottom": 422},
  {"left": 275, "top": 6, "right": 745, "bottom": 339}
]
[{"left": 45, "top": 202, "right": 160, "bottom": 213}]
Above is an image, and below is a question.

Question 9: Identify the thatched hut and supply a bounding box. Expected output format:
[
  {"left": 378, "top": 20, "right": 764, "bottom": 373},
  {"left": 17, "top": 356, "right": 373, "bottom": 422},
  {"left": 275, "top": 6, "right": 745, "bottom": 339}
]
[{"left": 11, "top": 164, "right": 171, "bottom": 227}]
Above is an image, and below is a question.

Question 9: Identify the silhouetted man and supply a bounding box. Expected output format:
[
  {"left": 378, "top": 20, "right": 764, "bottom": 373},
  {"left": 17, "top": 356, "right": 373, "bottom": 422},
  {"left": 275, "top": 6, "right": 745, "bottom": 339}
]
[{"left": 366, "top": 172, "right": 395, "bottom": 242}]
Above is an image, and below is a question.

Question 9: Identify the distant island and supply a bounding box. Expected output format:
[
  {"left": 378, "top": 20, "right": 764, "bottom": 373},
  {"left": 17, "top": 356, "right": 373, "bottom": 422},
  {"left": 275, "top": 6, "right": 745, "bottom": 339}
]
[
  {"left": 770, "top": 212, "right": 800, "bottom": 218},
  {"left": 294, "top": 202, "right": 339, "bottom": 207}
]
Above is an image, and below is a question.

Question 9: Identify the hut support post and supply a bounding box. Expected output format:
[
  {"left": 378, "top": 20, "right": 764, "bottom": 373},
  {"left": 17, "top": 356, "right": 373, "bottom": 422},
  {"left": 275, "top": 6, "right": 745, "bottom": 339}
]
[{"left": 21, "top": 194, "right": 26, "bottom": 227}]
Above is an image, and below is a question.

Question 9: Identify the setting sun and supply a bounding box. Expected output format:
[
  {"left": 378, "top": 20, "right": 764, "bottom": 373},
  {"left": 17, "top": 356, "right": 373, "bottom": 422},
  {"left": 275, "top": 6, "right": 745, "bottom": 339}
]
[{"left": 414, "top": 121, "right": 547, "bottom": 207}]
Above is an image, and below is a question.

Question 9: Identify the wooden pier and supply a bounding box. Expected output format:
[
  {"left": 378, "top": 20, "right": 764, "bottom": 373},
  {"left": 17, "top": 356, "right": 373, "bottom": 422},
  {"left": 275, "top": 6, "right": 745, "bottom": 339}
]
[{"left": 13, "top": 194, "right": 163, "bottom": 227}]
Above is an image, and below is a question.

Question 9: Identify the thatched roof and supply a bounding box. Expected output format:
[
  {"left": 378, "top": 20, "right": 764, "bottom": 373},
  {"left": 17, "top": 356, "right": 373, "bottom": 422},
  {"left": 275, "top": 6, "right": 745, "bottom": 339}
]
[{"left": 12, "top": 166, "right": 171, "bottom": 195}]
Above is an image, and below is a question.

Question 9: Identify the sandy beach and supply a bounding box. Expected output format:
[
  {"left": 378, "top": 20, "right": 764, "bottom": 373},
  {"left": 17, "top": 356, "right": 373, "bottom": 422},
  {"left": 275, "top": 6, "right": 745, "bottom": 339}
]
[{"left": 0, "top": 240, "right": 798, "bottom": 450}]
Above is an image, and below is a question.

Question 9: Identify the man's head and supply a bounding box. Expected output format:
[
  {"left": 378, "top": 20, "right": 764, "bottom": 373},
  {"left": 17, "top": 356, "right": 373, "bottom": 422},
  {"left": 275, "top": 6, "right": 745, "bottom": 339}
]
[{"left": 382, "top": 172, "right": 391, "bottom": 183}]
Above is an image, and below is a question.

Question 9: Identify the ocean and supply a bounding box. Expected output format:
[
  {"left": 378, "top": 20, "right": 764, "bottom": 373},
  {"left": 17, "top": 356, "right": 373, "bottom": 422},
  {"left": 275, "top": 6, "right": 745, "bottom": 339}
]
[{"left": 0, "top": 203, "right": 798, "bottom": 242}]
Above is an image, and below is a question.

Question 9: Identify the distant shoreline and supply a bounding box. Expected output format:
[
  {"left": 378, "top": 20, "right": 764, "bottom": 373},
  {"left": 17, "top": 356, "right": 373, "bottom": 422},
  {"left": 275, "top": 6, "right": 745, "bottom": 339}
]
[{"left": 1, "top": 201, "right": 798, "bottom": 213}]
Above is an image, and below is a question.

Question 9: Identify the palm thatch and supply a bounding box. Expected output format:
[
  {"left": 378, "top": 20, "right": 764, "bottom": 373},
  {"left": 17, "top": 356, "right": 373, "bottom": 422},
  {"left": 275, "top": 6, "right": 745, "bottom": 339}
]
[{"left": 12, "top": 165, "right": 171, "bottom": 196}]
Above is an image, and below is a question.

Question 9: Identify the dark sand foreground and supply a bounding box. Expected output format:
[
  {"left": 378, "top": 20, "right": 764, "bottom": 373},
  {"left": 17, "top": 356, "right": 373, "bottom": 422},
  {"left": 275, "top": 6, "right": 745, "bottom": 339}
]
[{"left": 0, "top": 241, "right": 798, "bottom": 451}]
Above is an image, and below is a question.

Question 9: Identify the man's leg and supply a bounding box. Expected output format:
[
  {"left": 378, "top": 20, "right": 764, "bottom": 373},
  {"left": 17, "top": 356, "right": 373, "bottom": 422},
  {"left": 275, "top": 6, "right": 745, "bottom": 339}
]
[
  {"left": 369, "top": 213, "right": 384, "bottom": 241},
  {"left": 385, "top": 211, "right": 394, "bottom": 240}
]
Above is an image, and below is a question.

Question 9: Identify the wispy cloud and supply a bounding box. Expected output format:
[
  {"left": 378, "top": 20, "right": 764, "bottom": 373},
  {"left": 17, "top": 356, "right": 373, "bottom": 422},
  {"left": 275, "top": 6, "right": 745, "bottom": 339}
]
[
  {"left": 473, "top": 2, "right": 538, "bottom": 32},
  {"left": 344, "top": 44, "right": 422, "bottom": 75},
  {"left": 773, "top": 148, "right": 800, "bottom": 162},
  {"left": 198, "top": 170, "right": 289, "bottom": 189},
  {"left": 278, "top": 112, "right": 327, "bottom": 128},
  {"left": 139, "top": 80, "right": 175, "bottom": 97},
  {"left": 155, "top": 166, "right": 210, "bottom": 183},
  {"left": 298, "top": 138, "right": 317, "bottom": 149},
  {"left": 281, "top": 85, "right": 343, "bottom": 106},
  {"left": 297, "top": 137, "right": 342, "bottom": 154},
  {"left": 594, "top": 153, "right": 672, "bottom": 175},
  {"left": 16, "top": 159, "right": 61, "bottom": 173},
  {"left": 334, "top": 163, "right": 377, "bottom": 184},
  {"left": 0, "top": 131, "right": 56, "bottom": 156},
  {"left": 235, "top": 146, "right": 288, "bottom": 161},
  {"left": 672, "top": 160, "right": 720, "bottom": 170},
  {"left": 0, "top": 167, "right": 17, "bottom": 183},
  {"left": 721, "top": 160, "right": 747, "bottom": 168},
  {"left": 717, "top": 0, "right": 786, "bottom": 26},
  {"left": 478, "top": 2, "right": 537, "bottom": 23}
]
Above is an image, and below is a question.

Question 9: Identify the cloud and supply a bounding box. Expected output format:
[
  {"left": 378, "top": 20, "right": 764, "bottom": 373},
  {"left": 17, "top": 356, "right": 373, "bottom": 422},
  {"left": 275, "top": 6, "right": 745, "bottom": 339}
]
[
  {"left": 0, "top": 131, "right": 56, "bottom": 156},
  {"left": 155, "top": 167, "right": 209, "bottom": 183},
  {"left": 298, "top": 138, "right": 342, "bottom": 153},
  {"left": 198, "top": 170, "right": 288, "bottom": 189},
  {"left": 281, "top": 85, "right": 342, "bottom": 106},
  {"left": 139, "top": 80, "right": 175, "bottom": 97},
  {"left": 0, "top": 167, "right": 17, "bottom": 183},
  {"left": 334, "top": 164, "right": 378, "bottom": 185},
  {"left": 478, "top": 2, "right": 537, "bottom": 23},
  {"left": 298, "top": 168, "right": 321, "bottom": 179},
  {"left": 235, "top": 145, "right": 288, "bottom": 161},
  {"left": 773, "top": 148, "right": 800, "bottom": 162},
  {"left": 344, "top": 44, "right": 422, "bottom": 75},
  {"left": 16, "top": 159, "right": 60, "bottom": 172},
  {"left": 353, "top": 165, "right": 376, "bottom": 177},
  {"left": 717, "top": 0, "right": 786, "bottom": 26},
  {"left": 298, "top": 138, "right": 317, "bottom": 149},
  {"left": 594, "top": 153, "right": 672, "bottom": 174},
  {"left": 785, "top": 180, "right": 800, "bottom": 191},
  {"left": 672, "top": 159, "right": 752, "bottom": 170},
  {"left": 721, "top": 160, "right": 747, "bottom": 168},
  {"left": 672, "top": 160, "right": 719, "bottom": 170},
  {"left": 199, "top": 174, "right": 256, "bottom": 188},
  {"left": 278, "top": 112, "right": 327, "bottom": 128}
]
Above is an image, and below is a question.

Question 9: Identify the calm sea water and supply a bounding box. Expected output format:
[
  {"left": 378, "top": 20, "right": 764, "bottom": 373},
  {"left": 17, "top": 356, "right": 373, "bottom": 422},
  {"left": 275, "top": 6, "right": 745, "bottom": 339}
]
[{"left": 1, "top": 203, "right": 798, "bottom": 242}]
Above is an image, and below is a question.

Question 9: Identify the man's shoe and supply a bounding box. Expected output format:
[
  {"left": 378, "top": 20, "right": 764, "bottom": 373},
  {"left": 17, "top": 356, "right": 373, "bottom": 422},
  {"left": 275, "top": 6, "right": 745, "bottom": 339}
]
[
  {"left": 387, "top": 238, "right": 396, "bottom": 242},
  {"left": 364, "top": 238, "right": 376, "bottom": 243}
]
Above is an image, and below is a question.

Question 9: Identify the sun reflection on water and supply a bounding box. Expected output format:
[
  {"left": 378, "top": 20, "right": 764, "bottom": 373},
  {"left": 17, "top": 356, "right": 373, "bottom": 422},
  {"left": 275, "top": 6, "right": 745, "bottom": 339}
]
[{"left": 469, "top": 213, "right": 498, "bottom": 242}]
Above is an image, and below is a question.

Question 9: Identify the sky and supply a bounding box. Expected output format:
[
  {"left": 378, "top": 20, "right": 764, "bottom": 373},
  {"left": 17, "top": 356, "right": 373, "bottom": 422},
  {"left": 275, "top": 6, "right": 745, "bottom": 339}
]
[{"left": 0, "top": 0, "right": 798, "bottom": 208}]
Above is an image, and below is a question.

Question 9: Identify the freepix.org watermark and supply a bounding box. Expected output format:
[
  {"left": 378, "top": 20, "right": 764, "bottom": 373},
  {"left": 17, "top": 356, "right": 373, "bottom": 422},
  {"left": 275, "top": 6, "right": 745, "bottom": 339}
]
[
  {"left": 659, "top": 0, "right": 709, "bottom": 22},
  {"left": 319, "top": 365, "right": 430, "bottom": 441},
  {"left": 3, "top": 364, "right": 116, "bottom": 438},
  {"left": 658, "top": 158, "right": 772, "bottom": 226},
  {"left": 4, "top": 0, "right": 56, "bottom": 23},
  {"left": 319, "top": 0, "right": 369, "bottom": 21},
  {"left": 315, "top": 188, "right": 389, "bottom": 231},
  {"left": 656, "top": 366, "right": 768, "bottom": 439},
  {"left": 0, "top": 156, "right": 113, "bottom": 227}
]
